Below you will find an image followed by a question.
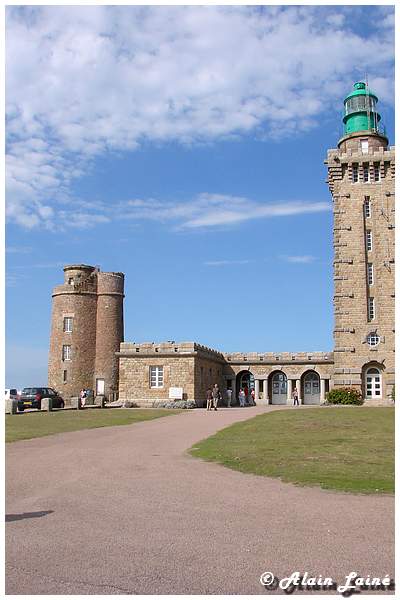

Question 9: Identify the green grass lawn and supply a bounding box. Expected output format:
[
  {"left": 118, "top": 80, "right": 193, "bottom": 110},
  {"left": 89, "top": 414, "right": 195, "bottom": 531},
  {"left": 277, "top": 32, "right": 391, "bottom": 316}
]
[
  {"left": 190, "top": 407, "right": 394, "bottom": 494},
  {"left": 6, "top": 408, "right": 183, "bottom": 443}
]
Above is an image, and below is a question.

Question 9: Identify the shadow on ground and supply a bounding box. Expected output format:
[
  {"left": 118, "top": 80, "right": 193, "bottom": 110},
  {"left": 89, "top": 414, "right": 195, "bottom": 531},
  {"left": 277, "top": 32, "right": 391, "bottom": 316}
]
[{"left": 6, "top": 510, "right": 54, "bottom": 522}]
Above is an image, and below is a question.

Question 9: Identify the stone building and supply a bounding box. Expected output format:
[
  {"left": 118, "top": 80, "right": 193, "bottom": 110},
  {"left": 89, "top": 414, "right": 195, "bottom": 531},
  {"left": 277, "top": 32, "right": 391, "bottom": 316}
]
[
  {"left": 48, "top": 264, "right": 124, "bottom": 399},
  {"left": 48, "top": 82, "right": 394, "bottom": 406}
]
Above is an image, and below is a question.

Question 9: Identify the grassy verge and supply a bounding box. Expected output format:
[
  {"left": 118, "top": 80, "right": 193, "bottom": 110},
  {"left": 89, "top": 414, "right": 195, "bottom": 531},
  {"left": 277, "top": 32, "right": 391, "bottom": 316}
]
[
  {"left": 190, "top": 407, "right": 394, "bottom": 494},
  {"left": 6, "top": 408, "right": 183, "bottom": 443}
]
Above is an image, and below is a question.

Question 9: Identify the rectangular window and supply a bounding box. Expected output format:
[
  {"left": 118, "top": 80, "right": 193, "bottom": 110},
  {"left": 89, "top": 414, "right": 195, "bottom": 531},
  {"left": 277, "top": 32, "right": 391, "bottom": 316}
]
[
  {"left": 373, "top": 162, "right": 381, "bottom": 182},
  {"left": 63, "top": 370, "right": 67, "bottom": 383},
  {"left": 352, "top": 164, "right": 359, "bottom": 183},
  {"left": 367, "top": 263, "right": 374, "bottom": 285},
  {"left": 384, "top": 161, "right": 390, "bottom": 178},
  {"left": 150, "top": 366, "right": 163, "bottom": 388},
  {"left": 366, "top": 230, "right": 372, "bottom": 251},
  {"left": 363, "top": 163, "right": 370, "bottom": 183},
  {"left": 368, "top": 297, "right": 375, "bottom": 321},
  {"left": 364, "top": 196, "right": 371, "bottom": 218},
  {"left": 62, "top": 345, "right": 71, "bottom": 361},
  {"left": 361, "top": 139, "right": 369, "bottom": 154},
  {"left": 63, "top": 316, "right": 73, "bottom": 332}
]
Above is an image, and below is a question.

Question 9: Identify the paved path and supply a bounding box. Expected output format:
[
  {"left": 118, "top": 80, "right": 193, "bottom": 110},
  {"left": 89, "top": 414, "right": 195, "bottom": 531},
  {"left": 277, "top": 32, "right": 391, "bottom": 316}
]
[{"left": 6, "top": 407, "right": 394, "bottom": 594}]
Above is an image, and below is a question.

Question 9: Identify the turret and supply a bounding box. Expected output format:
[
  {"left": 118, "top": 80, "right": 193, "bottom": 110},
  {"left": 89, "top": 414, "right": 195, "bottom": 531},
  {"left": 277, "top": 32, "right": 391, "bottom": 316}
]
[{"left": 338, "top": 81, "right": 388, "bottom": 153}]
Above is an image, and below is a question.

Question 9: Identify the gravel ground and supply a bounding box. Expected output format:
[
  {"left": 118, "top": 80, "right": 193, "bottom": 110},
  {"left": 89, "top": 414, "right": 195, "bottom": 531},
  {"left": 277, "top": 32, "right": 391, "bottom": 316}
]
[{"left": 6, "top": 406, "right": 394, "bottom": 595}]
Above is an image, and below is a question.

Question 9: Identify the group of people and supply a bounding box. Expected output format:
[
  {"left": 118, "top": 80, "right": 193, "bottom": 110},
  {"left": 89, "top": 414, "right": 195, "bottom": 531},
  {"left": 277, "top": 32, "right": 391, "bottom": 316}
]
[
  {"left": 205, "top": 384, "right": 300, "bottom": 408},
  {"left": 205, "top": 384, "right": 256, "bottom": 410}
]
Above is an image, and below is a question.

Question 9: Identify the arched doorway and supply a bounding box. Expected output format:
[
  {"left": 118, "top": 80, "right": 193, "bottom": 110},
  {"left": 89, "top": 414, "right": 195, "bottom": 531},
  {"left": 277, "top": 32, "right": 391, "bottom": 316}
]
[
  {"left": 365, "top": 367, "right": 382, "bottom": 399},
  {"left": 270, "top": 371, "right": 287, "bottom": 405},
  {"left": 236, "top": 370, "right": 255, "bottom": 404},
  {"left": 303, "top": 371, "right": 320, "bottom": 405}
]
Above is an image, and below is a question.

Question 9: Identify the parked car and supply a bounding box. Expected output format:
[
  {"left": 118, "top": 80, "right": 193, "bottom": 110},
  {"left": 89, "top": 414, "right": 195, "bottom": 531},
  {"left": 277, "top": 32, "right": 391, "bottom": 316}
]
[
  {"left": 18, "top": 387, "right": 65, "bottom": 411},
  {"left": 5, "top": 388, "right": 19, "bottom": 401}
]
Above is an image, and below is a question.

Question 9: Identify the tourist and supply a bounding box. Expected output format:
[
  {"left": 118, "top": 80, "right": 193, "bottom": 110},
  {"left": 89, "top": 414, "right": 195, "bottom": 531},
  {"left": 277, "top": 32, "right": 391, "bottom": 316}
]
[
  {"left": 244, "top": 384, "right": 249, "bottom": 402},
  {"left": 226, "top": 388, "right": 233, "bottom": 407},
  {"left": 250, "top": 387, "right": 255, "bottom": 405},
  {"left": 79, "top": 388, "right": 86, "bottom": 408},
  {"left": 212, "top": 383, "right": 220, "bottom": 411},
  {"left": 292, "top": 386, "right": 299, "bottom": 406},
  {"left": 206, "top": 387, "right": 213, "bottom": 411},
  {"left": 239, "top": 388, "right": 246, "bottom": 407}
]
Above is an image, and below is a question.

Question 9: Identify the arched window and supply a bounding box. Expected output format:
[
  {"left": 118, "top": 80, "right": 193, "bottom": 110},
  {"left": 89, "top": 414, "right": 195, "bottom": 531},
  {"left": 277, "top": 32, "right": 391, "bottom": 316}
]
[
  {"left": 271, "top": 372, "right": 287, "bottom": 405},
  {"left": 365, "top": 367, "right": 382, "bottom": 399},
  {"left": 303, "top": 372, "right": 320, "bottom": 405}
]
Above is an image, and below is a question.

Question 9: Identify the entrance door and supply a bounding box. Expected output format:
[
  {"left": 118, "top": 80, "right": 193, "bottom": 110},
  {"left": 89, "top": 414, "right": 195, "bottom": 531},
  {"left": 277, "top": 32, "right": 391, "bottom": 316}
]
[
  {"left": 96, "top": 378, "right": 105, "bottom": 395},
  {"left": 271, "top": 372, "right": 287, "bottom": 404},
  {"left": 236, "top": 371, "right": 255, "bottom": 404},
  {"left": 365, "top": 368, "right": 381, "bottom": 399},
  {"left": 303, "top": 372, "right": 320, "bottom": 405}
]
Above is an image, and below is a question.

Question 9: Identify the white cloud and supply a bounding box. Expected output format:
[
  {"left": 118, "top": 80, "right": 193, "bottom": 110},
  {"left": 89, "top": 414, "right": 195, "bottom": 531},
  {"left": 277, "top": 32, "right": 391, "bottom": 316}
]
[
  {"left": 6, "top": 246, "right": 33, "bottom": 254},
  {"left": 115, "top": 193, "right": 331, "bottom": 229},
  {"left": 204, "top": 259, "right": 253, "bottom": 267},
  {"left": 5, "top": 6, "right": 394, "bottom": 229},
  {"left": 281, "top": 255, "right": 316, "bottom": 264}
]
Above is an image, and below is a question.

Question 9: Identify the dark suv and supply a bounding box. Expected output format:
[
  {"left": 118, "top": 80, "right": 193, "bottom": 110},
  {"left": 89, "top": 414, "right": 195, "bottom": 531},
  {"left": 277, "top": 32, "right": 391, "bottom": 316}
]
[{"left": 18, "top": 387, "right": 65, "bottom": 411}]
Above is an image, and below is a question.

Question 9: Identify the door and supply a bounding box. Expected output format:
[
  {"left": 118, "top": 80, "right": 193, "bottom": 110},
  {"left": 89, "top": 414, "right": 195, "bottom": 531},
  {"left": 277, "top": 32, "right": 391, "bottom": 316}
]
[
  {"left": 96, "top": 378, "right": 105, "bottom": 395},
  {"left": 271, "top": 372, "right": 287, "bottom": 405},
  {"left": 303, "top": 372, "right": 320, "bottom": 405},
  {"left": 365, "top": 368, "right": 381, "bottom": 399}
]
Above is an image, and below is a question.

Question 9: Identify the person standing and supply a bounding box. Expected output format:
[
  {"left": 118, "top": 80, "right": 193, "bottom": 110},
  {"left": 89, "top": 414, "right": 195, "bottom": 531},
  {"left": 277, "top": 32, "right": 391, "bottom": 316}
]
[
  {"left": 212, "top": 383, "right": 220, "bottom": 411},
  {"left": 206, "top": 387, "right": 213, "bottom": 411},
  {"left": 292, "top": 386, "right": 299, "bottom": 406},
  {"left": 250, "top": 387, "right": 255, "bottom": 405},
  {"left": 239, "top": 388, "right": 246, "bottom": 407},
  {"left": 79, "top": 388, "right": 86, "bottom": 408},
  {"left": 226, "top": 388, "right": 233, "bottom": 407}
]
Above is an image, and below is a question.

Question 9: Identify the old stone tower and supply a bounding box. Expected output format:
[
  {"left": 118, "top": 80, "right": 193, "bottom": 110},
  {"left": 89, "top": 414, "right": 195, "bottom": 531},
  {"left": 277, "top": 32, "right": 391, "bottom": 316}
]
[
  {"left": 48, "top": 265, "right": 124, "bottom": 399},
  {"left": 326, "top": 82, "right": 395, "bottom": 401}
]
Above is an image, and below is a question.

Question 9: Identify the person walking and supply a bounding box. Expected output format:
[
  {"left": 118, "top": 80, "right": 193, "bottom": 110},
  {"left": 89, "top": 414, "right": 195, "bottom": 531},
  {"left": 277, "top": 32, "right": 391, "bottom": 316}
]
[
  {"left": 226, "top": 388, "right": 233, "bottom": 407},
  {"left": 292, "top": 386, "right": 299, "bottom": 406},
  {"left": 206, "top": 387, "right": 213, "bottom": 411},
  {"left": 239, "top": 388, "right": 246, "bottom": 407},
  {"left": 212, "top": 383, "right": 220, "bottom": 411}
]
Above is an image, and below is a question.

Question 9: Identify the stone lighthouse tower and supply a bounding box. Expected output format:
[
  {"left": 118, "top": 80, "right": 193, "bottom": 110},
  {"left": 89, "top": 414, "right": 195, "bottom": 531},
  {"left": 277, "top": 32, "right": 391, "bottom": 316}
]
[
  {"left": 326, "top": 82, "right": 395, "bottom": 402},
  {"left": 48, "top": 264, "right": 124, "bottom": 401}
]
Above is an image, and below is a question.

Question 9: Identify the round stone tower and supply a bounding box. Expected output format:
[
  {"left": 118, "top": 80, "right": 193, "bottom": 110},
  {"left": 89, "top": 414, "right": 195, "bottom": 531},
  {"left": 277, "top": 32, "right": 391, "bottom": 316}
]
[
  {"left": 48, "top": 264, "right": 125, "bottom": 401},
  {"left": 94, "top": 271, "right": 125, "bottom": 399},
  {"left": 48, "top": 265, "right": 98, "bottom": 398}
]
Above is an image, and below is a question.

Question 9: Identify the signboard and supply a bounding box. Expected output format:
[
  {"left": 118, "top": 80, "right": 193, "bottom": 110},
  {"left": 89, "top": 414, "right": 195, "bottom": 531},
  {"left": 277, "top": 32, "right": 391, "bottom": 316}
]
[{"left": 169, "top": 387, "right": 183, "bottom": 400}]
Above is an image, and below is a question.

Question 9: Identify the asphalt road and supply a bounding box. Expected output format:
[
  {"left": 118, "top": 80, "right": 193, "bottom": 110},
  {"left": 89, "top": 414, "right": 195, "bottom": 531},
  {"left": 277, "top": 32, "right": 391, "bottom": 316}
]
[{"left": 6, "top": 406, "right": 394, "bottom": 595}]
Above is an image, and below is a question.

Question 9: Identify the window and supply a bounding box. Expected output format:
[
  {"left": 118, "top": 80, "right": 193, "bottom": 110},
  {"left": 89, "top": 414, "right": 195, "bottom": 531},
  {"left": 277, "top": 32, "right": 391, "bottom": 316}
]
[
  {"left": 367, "top": 333, "right": 380, "bottom": 347},
  {"left": 62, "top": 345, "right": 71, "bottom": 361},
  {"left": 363, "top": 163, "right": 370, "bottom": 183},
  {"left": 68, "top": 278, "right": 73, "bottom": 285},
  {"left": 63, "top": 370, "right": 67, "bottom": 383},
  {"left": 63, "top": 316, "right": 73, "bottom": 332},
  {"left": 364, "top": 197, "right": 371, "bottom": 218},
  {"left": 352, "top": 164, "right": 359, "bottom": 183},
  {"left": 368, "top": 297, "right": 375, "bottom": 321},
  {"left": 361, "top": 139, "right": 369, "bottom": 154},
  {"left": 367, "top": 263, "right": 374, "bottom": 285},
  {"left": 150, "top": 366, "right": 163, "bottom": 388},
  {"left": 341, "top": 164, "right": 347, "bottom": 179},
  {"left": 373, "top": 162, "right": 381, "bottom": 182},
  {"left": 367, "top": 231, "right": 373, "bottom": 250}
]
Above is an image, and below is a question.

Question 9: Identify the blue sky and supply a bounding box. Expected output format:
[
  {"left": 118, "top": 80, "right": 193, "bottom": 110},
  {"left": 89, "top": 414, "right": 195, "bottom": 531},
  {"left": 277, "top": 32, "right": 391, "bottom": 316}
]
[{"left": 5, "top": 5, "right": 395, "bottom": 389}]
